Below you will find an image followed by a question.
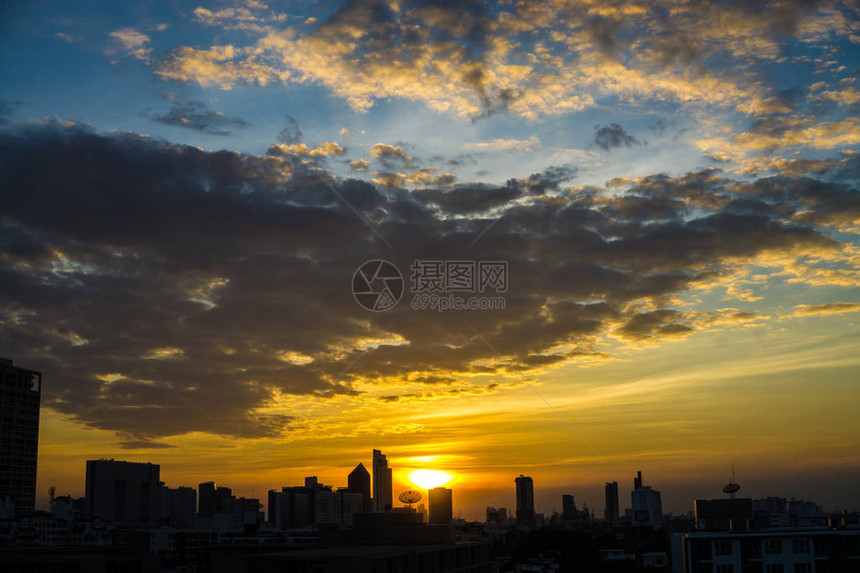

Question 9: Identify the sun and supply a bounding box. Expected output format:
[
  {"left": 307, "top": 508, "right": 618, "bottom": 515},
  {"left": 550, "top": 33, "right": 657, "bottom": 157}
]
[{"left": 408, "top": 469, "right": 453, "bottom": 489}]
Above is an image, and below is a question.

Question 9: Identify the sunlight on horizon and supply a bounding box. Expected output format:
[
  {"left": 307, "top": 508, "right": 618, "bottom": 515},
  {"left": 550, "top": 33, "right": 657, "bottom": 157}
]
[{"left": 408, "top": 469, "right": 453, "bottom": 490}]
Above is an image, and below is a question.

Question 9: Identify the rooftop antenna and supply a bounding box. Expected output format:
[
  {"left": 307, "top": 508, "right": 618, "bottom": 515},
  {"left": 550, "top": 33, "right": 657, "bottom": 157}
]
[{"left": 722, "top": 464, "right": 740, "bottom": 499}]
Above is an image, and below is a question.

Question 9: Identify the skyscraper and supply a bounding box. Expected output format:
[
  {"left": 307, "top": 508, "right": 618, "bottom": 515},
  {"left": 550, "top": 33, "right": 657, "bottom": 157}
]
[
  {"left": 348, "top": 462, "right": 372, "bottom": 512},
  {"left": 515, "top": 474, "right": 535, "bottom": 525},
  {"left": 604, "top": 481, "right": 619, "bottom": 522},
  {"left": 0, "top": 358, "right": 41, "bottom": 517},
  {"left": 85, "top": 459, "right": 163, "bottom": 523},
  {"left": 198, "top": 481, "right": 216, "bottom": 517},
  {"left": 428, "top": 487, "right": 453, "bottom": 525},
  {"left": 631, "top": 470, "right": 662, "bottom": 527},
  {"left": 562, "top": 494, "right": 576, "bottom": 521},
  {"left": 372, "top": 449, "right": 392, "bottom": 512}
]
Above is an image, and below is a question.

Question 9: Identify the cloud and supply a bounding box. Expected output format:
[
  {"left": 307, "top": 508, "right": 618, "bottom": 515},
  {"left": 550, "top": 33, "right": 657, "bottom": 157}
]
[
  {"left": 150, "top": 94, "right": 248, "bottom": 135},
  {"left": 792, "top": 302, "right": 860, "bottom": 317},
  {"left": 107, "top": 27, "right": 152, "bottom": 62},
  {"left": 464, "top": 136, "right": 541, "bottom": 152},
  {"left": 277, "top": 115, "right": 303, "bottom": 144},
  {"left": 152, "top": 0, "right": 858, "bottom": 120},
  {"left": 593, "top": 123, "right": 641, "bottom": 151},
  {"left": 0, "top": 121, "right": 856, "bottom": 444}
]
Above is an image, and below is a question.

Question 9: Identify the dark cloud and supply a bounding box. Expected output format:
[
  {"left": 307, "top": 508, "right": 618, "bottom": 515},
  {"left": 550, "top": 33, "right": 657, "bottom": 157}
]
[
  {"left": 0, "top": 98, "right": 24, "bottom": 124},
  {"left": 150, "top": 94, "right": 248, "bottom": 135},
  {"left": 416, "top": 184, "right": 522, "bottom": 213},
  {"left": 593, "top": 123, "right": 641, "bottom": 151},
  {"left": 277, "top": 115, "right": 303, "bottom": 144},
  {"left": 0, "top": 122, "right": 851, "bottom": 445},
  {"left": 586, "top": 16, "right": 622, "bottom": 57}
]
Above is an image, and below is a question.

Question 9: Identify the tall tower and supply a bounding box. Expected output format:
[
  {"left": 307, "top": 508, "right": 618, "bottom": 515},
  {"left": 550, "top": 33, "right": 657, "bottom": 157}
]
[
  {"left": 0, "top": 358, "right": 41, "bottom": 517},
  {"left": 604, "top": 481, "right": 619, "bottom": 522},
  {"left": 631, "top": 470, "right": 662, "bottom": 527},
  {"left": 428, "top": 487, "right": 453, "bottom": 524},
  {"left": 348, "top": 462, "right": 372, "bottom": 512},
  {"left": 515, "top": 474, "right": 535, "bottom": 525},
  {"left": 372, "top": 449, "right": 392, "bottom": 512}
]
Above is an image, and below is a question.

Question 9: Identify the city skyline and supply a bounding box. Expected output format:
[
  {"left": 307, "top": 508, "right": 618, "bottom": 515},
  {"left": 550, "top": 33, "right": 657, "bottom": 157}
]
[
  {"left": 2, "top": 0, "right": 859, "bottom": 526},
  {"left": 29, "top": 446, "right": 855, "bottom": 524}
]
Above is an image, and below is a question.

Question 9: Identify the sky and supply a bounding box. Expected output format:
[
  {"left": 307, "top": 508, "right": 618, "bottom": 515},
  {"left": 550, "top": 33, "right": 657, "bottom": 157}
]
[{"left": 1, "top": 0, "right": 859, "bottom": 522}]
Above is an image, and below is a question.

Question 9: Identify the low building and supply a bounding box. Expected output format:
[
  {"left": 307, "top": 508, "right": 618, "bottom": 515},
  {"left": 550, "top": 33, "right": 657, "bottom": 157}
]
[{"left": 671, "top": 527, "right": 860, "bottom": 573}]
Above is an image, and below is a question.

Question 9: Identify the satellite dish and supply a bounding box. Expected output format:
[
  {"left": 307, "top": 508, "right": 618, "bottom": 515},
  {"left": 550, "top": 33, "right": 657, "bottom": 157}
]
[
  {"left": 723, "top": 483, "right": 741, "bottom": 497},
  {"left": 398, "top": 490, "right": 422, "bottom": 506}
]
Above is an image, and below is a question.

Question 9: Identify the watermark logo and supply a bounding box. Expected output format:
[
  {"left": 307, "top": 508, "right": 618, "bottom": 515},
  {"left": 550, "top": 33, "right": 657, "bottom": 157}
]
[
  {"left": 352, "top": 259, "right": 507, "bottom": 312},
  {"left": 352, "top": 260, "right": 405, "bottom": 311}
]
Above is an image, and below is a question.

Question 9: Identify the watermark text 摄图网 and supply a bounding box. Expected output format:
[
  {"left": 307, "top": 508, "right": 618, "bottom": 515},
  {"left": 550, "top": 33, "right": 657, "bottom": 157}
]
[{"left": 352, "top": 259, "right": 508, "bottom": 312}]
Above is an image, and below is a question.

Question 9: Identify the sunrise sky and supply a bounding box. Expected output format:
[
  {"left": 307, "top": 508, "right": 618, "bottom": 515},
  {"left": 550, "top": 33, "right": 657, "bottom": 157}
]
[{"left": 1, "top": 0, "right": 859, "bottom": 521}]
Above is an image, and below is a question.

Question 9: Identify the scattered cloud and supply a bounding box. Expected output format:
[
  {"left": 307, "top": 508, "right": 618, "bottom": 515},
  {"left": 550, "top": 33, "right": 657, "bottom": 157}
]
[
  {"left": 792, "top": 302, "right": 860, "bottom": 317},
  {"left": 593, "top": 123, "right": 641, "bottom": 151},
  {"left": 107, "top": 27, "right": 152, "bottom": 62},
  {"left": 464, "top": 136, "right": 541, "bottom": 153},
  {"left": 149, "top": 94, "right": 248, "bottom": 135}
]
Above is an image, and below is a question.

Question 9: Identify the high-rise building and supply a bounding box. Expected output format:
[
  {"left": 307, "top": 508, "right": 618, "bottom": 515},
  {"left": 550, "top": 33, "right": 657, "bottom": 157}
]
[
  {"left": 162, "top": 486, "right": 197, "bottom": 528},
  {"left": 348, "top": 462, "right": 372, "bottom": 512},
  {"left": 604, "top": 481, "right": 619, "bottom": 522},
  {"left": 198, "top": 481, "right": 216, "bottom": 517},
  {"left": 562, "top": 494, "right": 576, "bottom": 521},
  {"left": 631, "top": 471, "right": 662, "bottom": 527},
  {"left": 0, "top": 358, "right": 41, "bottom": 517},
  {"left": 515, "top": 474, "right": 535, "bottom": 526},
  {"left": 428, "top": 487, "right": 453, "bottom": 525},
  {"left": 85, "top": 459, "right": 163, "bottom": 523},
  {"left": 372, "top": 449, "right": 392, "bottom": 512}
]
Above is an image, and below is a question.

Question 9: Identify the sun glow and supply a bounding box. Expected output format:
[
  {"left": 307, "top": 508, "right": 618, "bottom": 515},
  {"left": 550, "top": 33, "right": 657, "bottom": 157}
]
[{"left": 408, "top": 469, "right": 453, "bottom": 489}]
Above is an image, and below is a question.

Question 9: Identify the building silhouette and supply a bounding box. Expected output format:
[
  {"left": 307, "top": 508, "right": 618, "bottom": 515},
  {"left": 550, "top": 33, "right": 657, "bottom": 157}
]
[
  {"left": 0, "top": 358, "right": 41, "bottom": 517},
  {"left": 85, "top": 459, "right": 163, "bottom": 523},
  {"left": 605, "top": 481, "right": 619, "bottom": 522},
  {"left": 372, "top": 449, "right": 392, "bottom": 512},
  {"left": 268, "top": 477, "right": 362, "bottom": 529},
  {"left": 348, "top": 462, "right": 372, "bottom": 512},
  {"left": 162, "top": 486, "right": 196, "bottom": 528},
  {"left": 428, "top": 487, "right": 453, "bottom": 525},
  {"left": 695, "top": 498, "right": 754, "bottom": 531},
  {"left": 631, "top": 471, "right": 662, "bottom": 527},
  {"left": 515, "top": 474, "right": 535, "bottom": 527},
  {"left": 198, "top": 481, "right": 217, "bottom": 517},
  {"left": 562, "top": 494, "right": 576, "bottom": 522}
]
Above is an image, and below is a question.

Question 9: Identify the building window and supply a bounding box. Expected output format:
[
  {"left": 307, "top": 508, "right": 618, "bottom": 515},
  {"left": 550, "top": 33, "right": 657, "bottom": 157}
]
[
  {"left": 794, "top": 564, "right": 811, "bottom": 573},
  {"left": 766, "top": 540, "right": 783, "bottom": 555},
  {"left": 793, "top": 539, "right": 811, "bottom": 554},
  {"left": 766, "top": 565, "right": 784, "bottom": 573},
  {"left": 716, "top": 542, "right": 734, "bottom": 556},
  {"left": 717, "top": 565, "right": 735, "bottom": 573}
]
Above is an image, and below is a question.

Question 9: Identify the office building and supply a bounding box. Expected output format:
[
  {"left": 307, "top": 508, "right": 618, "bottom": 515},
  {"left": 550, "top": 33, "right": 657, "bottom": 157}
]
[
  {"left": 605, "top": 481, "right": 619, "bottom": 522},
  {"left": 85, "top": 459, "right": 163, "bottom": 523},
  {"left": 268, "top": 478, "right": 363, "bottom": 529},
  {"left": 515, "top": 474, "right": 535, "bottom": 526},
  {"left": 562, "top": 494, "right": 577, "bottom": 522},
  {"left": 162, "top": 486, "right": 197, "bottom": 528},
  {"left": 372, "top": 449, "right": 392, "bottom": 512},
  {"left": 198, "top": 481, "right": 216, "bottom": 517},
  {"left": 428, "top": 487, "right": 452, "bottom": 525},
  {"left": 631, "top": 471, "right": 662, "bottom": 527},
  {"left": 348, "top": 462, "right": 372, "bottom": 512},
  {"left": 0, "top": 358, "right": 41, "bottom": 517}
]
